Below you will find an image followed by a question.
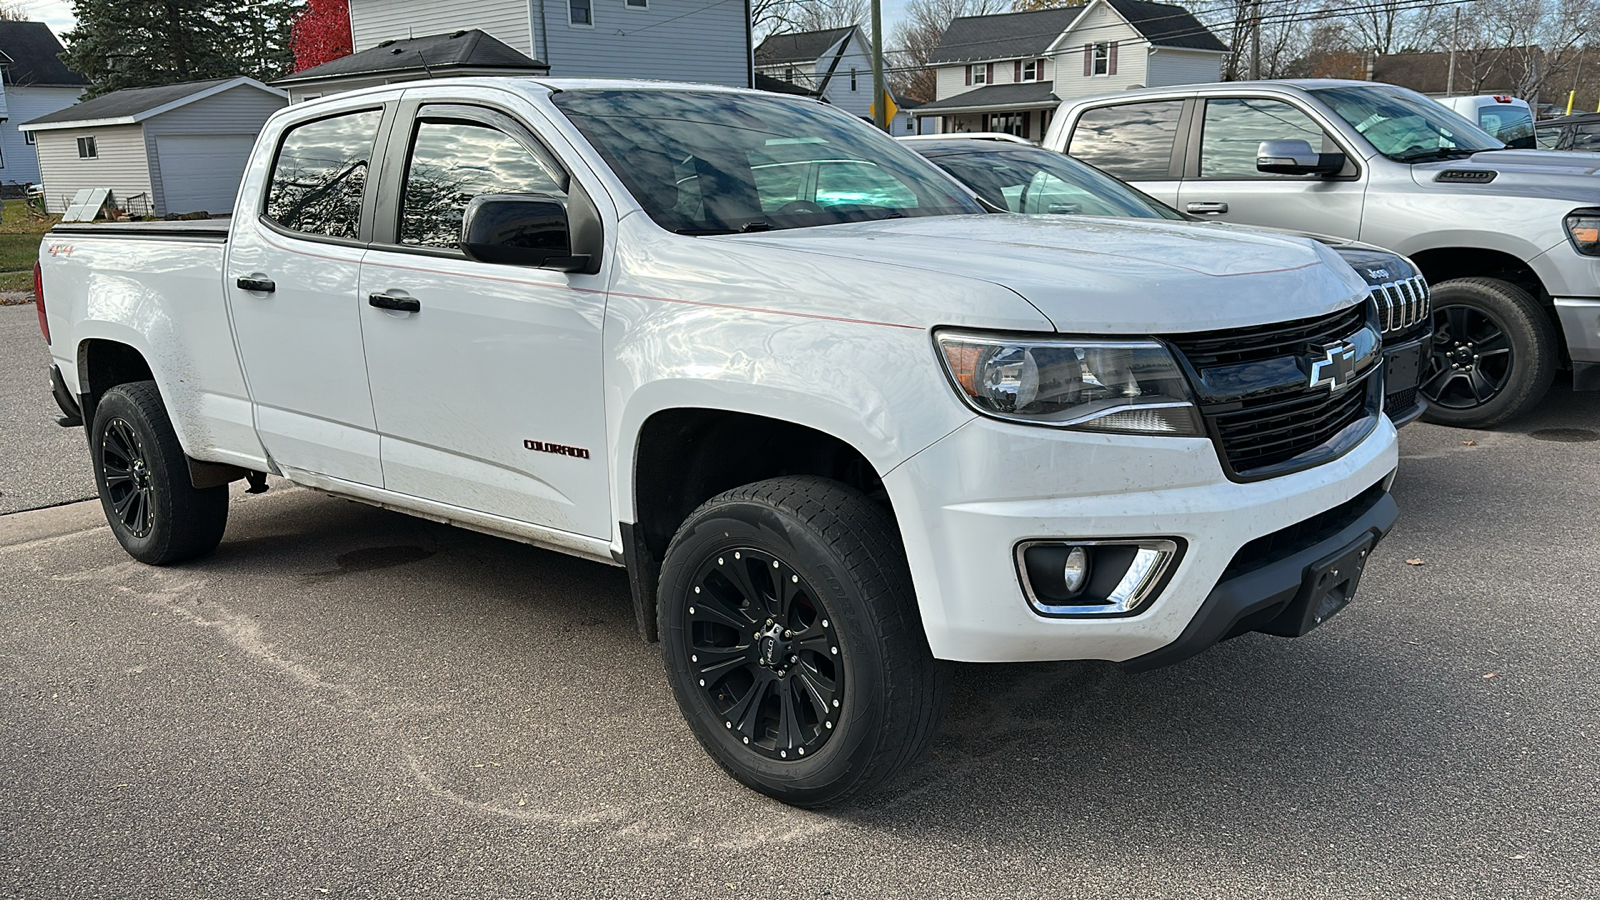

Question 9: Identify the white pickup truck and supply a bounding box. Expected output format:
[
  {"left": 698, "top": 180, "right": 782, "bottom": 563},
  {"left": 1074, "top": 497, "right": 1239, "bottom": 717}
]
[{"left": 37, "top": 78, "right": 1399, "bottom": 806}]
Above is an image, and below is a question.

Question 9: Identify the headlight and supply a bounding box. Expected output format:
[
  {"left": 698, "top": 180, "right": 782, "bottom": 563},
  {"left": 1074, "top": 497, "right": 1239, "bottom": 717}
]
[
  {"left": 1565, "top": 208, "right": 1600, "bottom": 256},
  {"left": 936, "top": 331, "right": 1203, "bottom": 435}
]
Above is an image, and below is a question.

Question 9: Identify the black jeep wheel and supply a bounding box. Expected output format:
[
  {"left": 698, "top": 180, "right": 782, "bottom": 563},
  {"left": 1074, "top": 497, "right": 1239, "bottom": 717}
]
[
  {"left": 1419, "top": 278, "right": 1556, "bottom": 428},
  {"left": 658, "top": 476, "right": 948, "bottom": 807},
  {"left": 90, "top": 381, "right": 229, "bottom": 564}
]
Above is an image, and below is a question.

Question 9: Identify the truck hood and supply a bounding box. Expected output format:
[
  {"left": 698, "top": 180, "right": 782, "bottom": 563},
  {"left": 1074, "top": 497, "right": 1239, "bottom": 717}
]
[
  {"left": 723, "top": 214, "right": 1368, "bottom": 334},
  {"left": 1410, "top": 149, "right": 1600, "bottom": 200}
]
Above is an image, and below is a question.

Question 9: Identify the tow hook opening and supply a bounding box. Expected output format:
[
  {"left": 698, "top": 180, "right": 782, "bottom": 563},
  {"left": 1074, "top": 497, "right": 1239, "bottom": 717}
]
[{"left": 1016, "top": 538, "right": 1184, "bottom": 617}]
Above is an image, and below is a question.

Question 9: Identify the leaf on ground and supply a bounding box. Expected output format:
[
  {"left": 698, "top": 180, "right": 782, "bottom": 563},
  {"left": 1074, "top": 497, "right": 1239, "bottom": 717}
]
[
  {"left": 1462, "top": 440, "right": 1478, "bottom": 446},
  {"left": 1405, "top": 558, "right": 1425, "bottom": 566},
  {"left": 1483, "top": 672, "right": 1498, "bottom": 679}
]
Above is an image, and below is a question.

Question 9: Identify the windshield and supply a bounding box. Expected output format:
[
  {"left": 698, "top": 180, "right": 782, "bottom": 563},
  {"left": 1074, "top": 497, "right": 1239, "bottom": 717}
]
[
  {"left": 925, "top": 146, "right": 1185, "bottom": 220},
  {"left": 1310, "top": 84, "right": 1505, "bottom": 162},
  {"left": 551, "top": 90, "right": 982, "bottom": 234}
]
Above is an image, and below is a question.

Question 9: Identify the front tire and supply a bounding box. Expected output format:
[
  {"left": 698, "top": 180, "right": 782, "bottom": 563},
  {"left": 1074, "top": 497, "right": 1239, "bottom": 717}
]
[
  {"left": 90, "top": 381, "right": 229, "bottom": 564},
  {"left": 658, "top": 476, "right": 948, "bottom": 807},
  {"left": 1419, "top": 277, "right": 1556, "bottom": 428}
]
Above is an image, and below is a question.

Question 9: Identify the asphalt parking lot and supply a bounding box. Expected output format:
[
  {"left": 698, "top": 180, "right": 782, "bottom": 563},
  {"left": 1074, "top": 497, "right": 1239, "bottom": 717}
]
[{"left": 3, "top": 304, "right": 1599, "bottom": 897}]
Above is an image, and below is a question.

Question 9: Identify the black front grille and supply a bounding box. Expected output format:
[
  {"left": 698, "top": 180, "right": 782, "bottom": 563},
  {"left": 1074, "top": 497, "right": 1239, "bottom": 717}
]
[
  {"left": 1222, "top": 480, "right": 1389, "bottom": 580},
  {"left": 1210, "top": 377, "right": 1375, "bottom": 474},
  {"left": 1166, "top": 305, "right": 1368, "bottom": 370},
  {"left": 1386, "top": 386, "right": 1418, "bottom": 418}
]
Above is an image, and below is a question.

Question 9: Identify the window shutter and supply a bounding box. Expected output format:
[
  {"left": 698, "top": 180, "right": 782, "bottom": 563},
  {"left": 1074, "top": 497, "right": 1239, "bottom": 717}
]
[
  {"left": 1109, "top": 41, "right": 1118, "bottom": 75},
  {"left": 1084, "top": 43, "right": 1093, "bottom": 76},
  {"left": 1015, "top": 60, "right": 1022, "bottom": 81},
  {"left": 965, "top": 66, "right": 972, "bottom": 86},
  {"left": 986, "top": 62, "right": 994, "bottom": 83}
]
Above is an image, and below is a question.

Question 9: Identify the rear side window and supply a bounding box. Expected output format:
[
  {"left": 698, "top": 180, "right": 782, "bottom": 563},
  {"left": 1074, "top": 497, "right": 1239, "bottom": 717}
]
[
  {"left": 265, "top": 110, "right": 383, "bottom": 239},
  {"left": 1575, "top": 124, "right": 1600, "bottom": 153},
  {"left": 399, "top": 119, "right": 568, "bottom": 249},
  {"left": 1067, "top": 100, "right": 1184, "bottom": 181}
]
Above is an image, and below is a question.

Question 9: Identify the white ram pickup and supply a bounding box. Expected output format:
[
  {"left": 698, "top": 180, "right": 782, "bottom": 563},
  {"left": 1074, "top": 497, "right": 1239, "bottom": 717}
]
[{"left": 37, "top": 79, "right": 1400, "bottom": 806}]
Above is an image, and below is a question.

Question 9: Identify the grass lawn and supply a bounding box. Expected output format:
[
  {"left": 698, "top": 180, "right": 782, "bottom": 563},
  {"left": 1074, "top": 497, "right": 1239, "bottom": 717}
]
[{"left": 0, "top": 198, "right": 58, "bottom": 297}]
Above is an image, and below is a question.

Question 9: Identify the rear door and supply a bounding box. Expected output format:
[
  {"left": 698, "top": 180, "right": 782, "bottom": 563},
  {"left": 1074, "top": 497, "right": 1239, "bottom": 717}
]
[
  {"left": 1174, "top": 96, "right": 1366, "bottom": 239},
  {"left": 224, "top": 104, "right": 390, "bottom": 486},
  {"left": 1060, "top": 99, "right": 1188, "bottom": 206},
  {"left": 356, "top": 101, "right": 613, "bottom": 538}
]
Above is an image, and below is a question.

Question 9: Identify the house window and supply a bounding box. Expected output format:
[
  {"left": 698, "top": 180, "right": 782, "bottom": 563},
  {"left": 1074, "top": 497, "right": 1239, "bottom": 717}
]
[
  {"left": 569, "top": 0, "right": 592, "bottom": 25},
  {"left": 785, "top": 67, "right": 795, "bottom": 82},
  {"left": 1092, "top": 43, "right": 1109, "bottom": 76},
  {"left": 1022, "top": 59, "right": 1038, "bottom": 82},
  {"left": 23, "top": 129, "right": 34, "bottom": 145},
  {"left": 77, "top": 136, "right": 97, "bottom": 159},
  {"left": 969, "top": 64, "right": 986, "bottom": 85},
  {"left": 626, "top": 0, "right": 647, "bottom": 7},
  {"left": 851, "top": 68, "right": 857, "bottom": 91}
]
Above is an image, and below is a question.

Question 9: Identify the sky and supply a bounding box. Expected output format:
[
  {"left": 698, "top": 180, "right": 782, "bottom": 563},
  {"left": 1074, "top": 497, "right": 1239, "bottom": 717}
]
[{"left": 17, "top": 0, "right": 75, "bottom": 36}]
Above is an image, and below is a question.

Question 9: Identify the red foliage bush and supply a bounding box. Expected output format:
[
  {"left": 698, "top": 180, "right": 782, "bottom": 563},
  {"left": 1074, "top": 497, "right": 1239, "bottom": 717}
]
[{"left": 290, "top": 0, "right": 354, "bottom": 73}]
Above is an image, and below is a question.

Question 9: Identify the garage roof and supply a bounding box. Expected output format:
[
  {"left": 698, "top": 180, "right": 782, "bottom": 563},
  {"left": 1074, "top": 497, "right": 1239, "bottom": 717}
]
[{"left": 20, "top": 76, "right": 285, "bottom": 132}]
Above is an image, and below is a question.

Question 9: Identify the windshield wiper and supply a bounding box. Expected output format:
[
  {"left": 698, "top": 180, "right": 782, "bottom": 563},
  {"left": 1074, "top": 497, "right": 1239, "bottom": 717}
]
[
  {"left": 1394, "top": 147, "right": 1478, "bottom": 163},
  {"left": 673, "top": 226, "right": 741, "bottom": 236}
]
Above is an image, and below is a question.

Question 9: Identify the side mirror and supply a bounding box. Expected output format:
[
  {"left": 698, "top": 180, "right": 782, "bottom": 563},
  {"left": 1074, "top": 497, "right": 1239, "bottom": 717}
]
[
  {"left": 1257, "top": 140, "right": 1346, "bottom": 176},
  {"left": 460, "top": 194, "right": 590, "bottom": 272}
]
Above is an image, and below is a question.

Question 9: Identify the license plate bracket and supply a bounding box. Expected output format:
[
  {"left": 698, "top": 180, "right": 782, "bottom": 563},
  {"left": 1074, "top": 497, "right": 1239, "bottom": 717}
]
[{"left": 1257, "top": 533, "right": 1376, "bottom": 637}]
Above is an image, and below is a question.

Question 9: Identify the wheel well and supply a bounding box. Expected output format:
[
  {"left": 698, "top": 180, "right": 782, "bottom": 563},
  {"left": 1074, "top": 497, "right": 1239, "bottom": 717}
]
[
  {"left": 1408, "top": 247, "right": 1565, "bottom": 363},
  {"left": 633, "top": 409, "right": 890, "bottom": 560},
  {"left": 622, "top": 409, "right": 891, "bottom": 643},
  {"left": 77, "top": 340, "right": 154, "bottom": 425},
  {"left": 1408, "top": 247, "right": 1545, "bottom": 299}
]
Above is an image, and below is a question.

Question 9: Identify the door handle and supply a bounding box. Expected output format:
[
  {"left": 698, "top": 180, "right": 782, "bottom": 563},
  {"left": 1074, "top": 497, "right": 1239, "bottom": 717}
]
[
  {"left": 236, "top": 276, "right": 275, "bottom": 293},
  {"left": 1186, "top": 201, "right": 1229, "bottom": 215},
  {"left": 368, "top": 292, "right": 421, "bottom": 313}
]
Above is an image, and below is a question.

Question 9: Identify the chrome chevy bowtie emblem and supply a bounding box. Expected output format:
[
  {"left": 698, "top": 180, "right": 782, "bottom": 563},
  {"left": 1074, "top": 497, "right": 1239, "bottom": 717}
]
[{"left": 1309, "top": 341, "right": 1359, "bottom": 391}]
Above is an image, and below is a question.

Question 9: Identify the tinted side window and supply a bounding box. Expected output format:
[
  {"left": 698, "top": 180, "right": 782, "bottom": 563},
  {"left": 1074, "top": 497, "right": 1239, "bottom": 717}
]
[
  {"left": 265, "top": 110, "right": 383, "bottom": 239},
  {"left": 1199, "top": 98, "right": 1328, "bottom": 179},
  {"left": 1572, "top": 124, "right": 1600, "bottom": 152},
  {"left": 1067, "top": 101, "right": 1184, "bottom": 181},
  {"left": 400, "top": 119, "right": 568, "bottom": 249}
]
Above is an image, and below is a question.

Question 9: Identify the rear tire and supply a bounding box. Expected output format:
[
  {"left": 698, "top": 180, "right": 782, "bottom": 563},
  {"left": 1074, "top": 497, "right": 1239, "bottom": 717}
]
[
  {"left": 1419, "top": 277, "right": 1556, "bottom": 428},
  {"left": 90, "top": 381, "right": 229, "bottom": 564},
  {"left": 658, "top": 476, "right": 948, "bottom": 807}
]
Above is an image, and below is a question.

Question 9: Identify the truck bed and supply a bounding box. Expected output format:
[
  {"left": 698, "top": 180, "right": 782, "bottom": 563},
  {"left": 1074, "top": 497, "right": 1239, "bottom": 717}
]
[{"left": 50, "top": 219, "right": 230, "bottom": 242}]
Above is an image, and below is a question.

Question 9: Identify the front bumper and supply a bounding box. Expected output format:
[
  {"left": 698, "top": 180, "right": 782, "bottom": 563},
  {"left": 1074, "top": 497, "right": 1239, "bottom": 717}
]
[
  {"left": 885, "top": 412, "right": 1399, "bottom": 665},
  {"left": 1381, "top": 333, "right": 1430, "bottom": 426},
  {"left": 1554, "top": 298, "right": 1600, "bottom": 389}
]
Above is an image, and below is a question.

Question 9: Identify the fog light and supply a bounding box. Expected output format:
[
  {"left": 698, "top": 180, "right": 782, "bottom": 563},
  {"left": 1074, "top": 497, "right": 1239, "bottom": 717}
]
[
  {"left": 1016, "top": 539, "right": 1183, "bottom": 617},
  {"left": 1062, "top": 546, "right": 1089, "bottom": 594}
]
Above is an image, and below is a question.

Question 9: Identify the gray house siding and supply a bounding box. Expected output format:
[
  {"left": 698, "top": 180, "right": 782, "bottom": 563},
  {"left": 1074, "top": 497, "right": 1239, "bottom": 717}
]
[
  {"left": 33, "top": 125, "right": 152, "bottom": 214},
  {"left": 0, "top": 85, "right": 83, "bottom": 187},
  {"left": 536, "top": 0, "right": 749, "bottom": 86},
  {"left": 351, "top": 0, "right": 535, "bottom": 56},
  {"left": 141, "top": 88, "right": 286, "bottom": 215}
]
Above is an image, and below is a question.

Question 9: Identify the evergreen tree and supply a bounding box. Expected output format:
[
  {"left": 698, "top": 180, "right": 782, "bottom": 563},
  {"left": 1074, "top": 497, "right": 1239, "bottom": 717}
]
[{"left": 63, "top": 0, "right": 304, "bottom": 97}]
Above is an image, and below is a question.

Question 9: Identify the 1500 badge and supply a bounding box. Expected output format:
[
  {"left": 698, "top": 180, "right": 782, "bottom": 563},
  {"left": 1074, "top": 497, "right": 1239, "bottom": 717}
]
[{"left": 524, "top": 439, "right": 590, "bottom": 459}]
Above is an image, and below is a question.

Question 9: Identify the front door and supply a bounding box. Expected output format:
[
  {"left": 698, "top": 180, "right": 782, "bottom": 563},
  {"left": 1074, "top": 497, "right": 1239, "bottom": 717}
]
[
  {"left": 225, "top": 107, "right": 387, "bottom": 486},
  {"left": 358, "top": 104, "right": 612, "bottom": 539},
  {"left": 1175, "top": 97, "right": 1366, "bottom": 239}
]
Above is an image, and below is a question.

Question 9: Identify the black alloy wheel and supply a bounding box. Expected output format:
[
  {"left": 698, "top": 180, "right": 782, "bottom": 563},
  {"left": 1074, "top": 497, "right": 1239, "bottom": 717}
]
[
  {"left": 685, "top": 547, "right": 842, "bottom": 762},
  {"left": 658, "top": 476, "right": 949, "bottom": 807},
  {"left": 100, "top": 416, "right": 155, "bottom": 538},
  {"left": 1417, "top": 278, "right": 1556, "bottom": 429},
  {"left": 1421, "top": 305, "right": 1515, "bottom": 410},
  {"left": 90, "top": 381, "right": 229, "bottom": 564}
]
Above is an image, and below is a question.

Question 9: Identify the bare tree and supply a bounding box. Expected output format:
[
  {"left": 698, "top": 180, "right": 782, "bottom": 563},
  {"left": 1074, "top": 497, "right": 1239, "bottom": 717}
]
[
  {"left": 888, "top": 0, "right": 1011, "bottom": 102},
  {"left": 754, "top": 0, "right": 867, "bottom": 38},
  {"left": 1472, "top": 0, "right": 1600, "bottom": 106},
  {"left": 0, "top": 1, "right": 28, "bottom": 20}
]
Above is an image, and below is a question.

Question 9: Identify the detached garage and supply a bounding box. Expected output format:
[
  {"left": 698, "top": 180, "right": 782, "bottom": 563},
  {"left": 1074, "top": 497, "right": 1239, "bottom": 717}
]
[{"left": 19, "top": 77, "right": 287, "bottom": 217}]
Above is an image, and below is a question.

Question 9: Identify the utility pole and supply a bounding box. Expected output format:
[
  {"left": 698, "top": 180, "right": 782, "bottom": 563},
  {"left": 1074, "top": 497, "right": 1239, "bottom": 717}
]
[
  {"left": 871, "top": 0, "right": 887, "bottom": 130},
  {"left": 1248, "top": 0, "right": 1261, "bottom": 80},
  {"left": 1446, "top": 7, "right": 1459, "bottom": 95}
]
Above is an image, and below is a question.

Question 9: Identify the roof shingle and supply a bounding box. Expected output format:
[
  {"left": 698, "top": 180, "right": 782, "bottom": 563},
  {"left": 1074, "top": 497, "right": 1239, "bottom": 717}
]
[
  {"left": 754, "top": 27, "right": 857, "bottom": 65},
  {"left": 0, "top": 22, "right": 86, "bottom": 87},
  {"left": 274, "top": 29, "right": 546, "bottom": 85},
  {"left": 928, "top": 8, "right": 1082, "bottom": 65},
  {"left": 22, "top": 78, "right": 239, "bottom": 127}
]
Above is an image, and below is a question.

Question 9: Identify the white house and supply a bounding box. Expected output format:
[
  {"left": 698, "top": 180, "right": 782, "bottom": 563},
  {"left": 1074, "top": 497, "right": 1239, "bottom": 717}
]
[
  {"left": 273, "top": 29, "right": 548, "bottom": 103},
  {"left": 916, "top": 0, "right": 1227, "bottom": 139},
  {"left": 0, "top": 22, "right": 87, "bottom": 190},
  {"left": 345, "top": 0, "right": 752, "bottom": 87},
  {"left": 754, "top": 26, "right": 927, "bottom": 134},
  {"left": 20, "top": 77, "right": 288, "bottom": 217}
]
